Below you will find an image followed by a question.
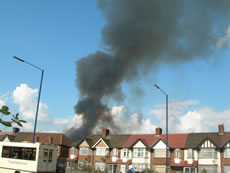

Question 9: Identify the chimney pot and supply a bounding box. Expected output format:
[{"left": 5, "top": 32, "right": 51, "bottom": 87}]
[
  {"left": 218, "top": 124, "right": 224, "bottom": 135},
  {"left": 13, "top": 127, "right": 20, "bottom": 133},
  {"left": 156, "top": 127, "right": 162, "bottom": 136}
]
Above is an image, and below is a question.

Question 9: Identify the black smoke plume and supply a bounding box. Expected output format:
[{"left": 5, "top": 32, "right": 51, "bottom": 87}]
[{"left": 65, "top": 0, "right": 230, "bottom": 141}]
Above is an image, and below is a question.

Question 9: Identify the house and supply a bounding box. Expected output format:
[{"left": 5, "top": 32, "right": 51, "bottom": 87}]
[
  {"left": 220, "top": 125, "right": 230, "bottom": 173},
  {"left": 70, "top": 128, "right": 131, "bottom": 173},
  {"left": 68, "top": 124, "right": 230, "bottom": 173}
]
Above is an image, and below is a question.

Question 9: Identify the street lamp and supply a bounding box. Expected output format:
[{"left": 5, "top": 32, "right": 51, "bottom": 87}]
[
  {"left": 154, "top": 84, "right": 168, "bottom": 173},
  {"left": 13, "top": 56, "right": 44, "bottom": 143}
]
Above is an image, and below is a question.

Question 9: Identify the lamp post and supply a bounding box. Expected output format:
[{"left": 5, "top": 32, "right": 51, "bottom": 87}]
[
  {"left": 154, "top": 84, "right": 168, "bottom": 173},
  {"left": 13, "top": 56, "right": 44, "bottom": 143}
]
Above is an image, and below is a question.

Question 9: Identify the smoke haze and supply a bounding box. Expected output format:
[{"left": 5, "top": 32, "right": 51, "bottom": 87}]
[{"left": 65, "top": 0, "right": 230, "bottom": 141}]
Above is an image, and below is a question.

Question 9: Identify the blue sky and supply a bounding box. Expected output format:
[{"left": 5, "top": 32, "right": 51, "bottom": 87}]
[{"left": 1, "top": 1, "right": 230, "bottom": 136}]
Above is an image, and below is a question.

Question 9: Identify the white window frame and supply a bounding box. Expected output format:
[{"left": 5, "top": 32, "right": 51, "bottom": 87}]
[
  {"left": 123, "top": 148, "right": 129, "bottom": 157},
  {"left": 134, "top": 148, "right": 145, "bottom": 158},
  {"left": 224, "top": 148, "right": 230, "bottom": 158},
  {"left": 199, "top": 148, "right": 217, "bottom": 159},
  {"left": 71, "top": 147, "right": 76, "bottom": 155},
  {"left": 95, "top": 162, "right": 106, "bottom": 171},
  {"left": 96, "top": 148, "right": 109, "bottom": 156},
  {"left": 198, "top": 166, "right": 217, "bottom": 173},
  {"left": 187, "top": 149, "right": 193, "bottom": 159},
  {"left": 175, "top": 148, "right": 181, "bottom": 159},
  {"left": 224, "top": 165, "right": 230, "bottom": 173},
  {"left": 112, "top": 148, "right": 118, "bottom": 157},
  {"left": 79, "top": 147, "right": 92, "bottom": 156},
  {"left": 154, "top": 149, "right": 170, "bottom": 158}
]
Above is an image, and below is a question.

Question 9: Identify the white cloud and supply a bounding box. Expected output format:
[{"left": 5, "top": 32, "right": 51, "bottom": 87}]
[
  {"left": 0, "top": 99, "right": 5, "bottom": 107},
  {"left": 176, "top": 107, "right": 230, "bottom": 133},
  {"left": 149, "top": 99, "right": 230, "bottom": 133},
  {"left": 53, "top": 114, "right": 84, "bottom": 130},
  {"left": 13, "top": 84, "right": 49, "bottom": 121},
  {"left": 0, "top": 94, "right": 9, "bottom": 108},
  {"left": 149, "top": 99, "right": 199, "bottom": 132},
  {"left": 18, "top": 122, "right": 33, "bottom": 131},
  {"left": 93, "top": 105, "right": 157, "bottom": 134},
  {"left": 217, "top": 25, "right": 230, "bottom": 48},
  {"left": 64, "top": 100, "right": 230, "bottom": 136}
]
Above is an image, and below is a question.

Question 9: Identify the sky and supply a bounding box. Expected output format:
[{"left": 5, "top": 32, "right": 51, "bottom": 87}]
[{"left": 1, "top": 1, "right": 230, "bottom": 139}]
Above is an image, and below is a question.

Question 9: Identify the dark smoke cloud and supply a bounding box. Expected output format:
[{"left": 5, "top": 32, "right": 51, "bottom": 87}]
[{"left": 65, "top": 0, "right": 230, "bottom": 141}]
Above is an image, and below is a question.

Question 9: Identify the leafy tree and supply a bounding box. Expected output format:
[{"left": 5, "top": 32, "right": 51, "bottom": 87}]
[{"left": 0, "top": 105, "right": 26, "bottom": 129}]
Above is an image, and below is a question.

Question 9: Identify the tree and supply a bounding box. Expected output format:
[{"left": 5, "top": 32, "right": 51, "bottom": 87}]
[{"left": 0, "top": 105, "right": 26, "bottom": 129}]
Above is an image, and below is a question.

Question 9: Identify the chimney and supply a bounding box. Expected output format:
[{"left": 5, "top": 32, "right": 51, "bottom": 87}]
[
  {"left": 13, "top": 127, "right": 20, "bottom": 134},
  {"left": 218, "top": 124, "right": 224, "bottom": 135},
  {"left": 156, "top": 127, "right": 162, "bottom": 136},
  {"left": 102, "top": 128, "right": 110, "bottom": 137}
]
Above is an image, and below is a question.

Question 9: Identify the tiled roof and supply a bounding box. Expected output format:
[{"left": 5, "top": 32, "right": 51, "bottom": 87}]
[
  {"left": 103, "top": 135, "right": 130, "bottom": 148},
  {"left": 160, "top": 133, "right": 188, "bottom": 148},
  {"left": 122, "top": 134, "right": 158, "bottom": 148},
  {"left": 76, "top": 135, "right": 101, "bottom": 147},
  {"left": 123, "top": 133, "right": 188, "bottom": 149},
  {"left": 0, "top": 134, "right": 15, "bottom": 142},
  {"left": 0, "top": 135, "right": 5, "bottom": 141},
  {"left": 185, "top": 132, "right": 221, "bottom": 148},
  {"left": 220, "top": 132, "right": 230, "bottom": 147},
  {"left": 13, "top": 132, "right": 73, "bottom": 146}
]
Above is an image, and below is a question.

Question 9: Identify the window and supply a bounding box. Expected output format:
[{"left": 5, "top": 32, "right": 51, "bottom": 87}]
[
  {"left": 134, "top": 148, "right": 144, "bottom": 158},
  {"left": 96, "top": 148, "right": 109, "bottom": 156},
  {"left": 175, "top": 148, "right": 181, "bottom": 159},
  {"left": 95, "top": 162, "right": 106, "bottom": 171},
  {"left": 79, "top": 147, "right": 92, "bottom": 156},
  {"left": 71, "top": 147, "right": 76, "bottom": 155},
  {"left": 108, "top": 164, "right": 117, "bottom": 173},
  {"left": 224, "top": 166, "right": 230, "bottom": 173},
  {"left": 224, "top": 148, "right": 230, "bottom": 158},
  {"left": 152, "top": 165, "right": 166, "bottom": 173},
  {"left": 154, "top": 149, "right": 170, "bottom": 158},
  {"left": 198, "top": 166, "right": 217, "bottom": 173},
  {"left": 123, "top": 148, "right": 129, "bottom": 157},
  {"left": 112, "top": 148, "right": 118, "bottom": 157},
  {"left": 187, "top": 149, "right": 193, "bottom": 159},
  {"left": 43, "top": 149, "right": 48, "bottom": 162},
  {"left": 2, "top": 146, "right": 36, "bottom": 161},
  {"left": 49, "top": 150, "right": 53, "bottom": 162},
  {"left": 199, "top": 148, "right": 217, "bottom": 159},
  {"left": 133, "top": 163, "right": 147, "bottom": 172}
]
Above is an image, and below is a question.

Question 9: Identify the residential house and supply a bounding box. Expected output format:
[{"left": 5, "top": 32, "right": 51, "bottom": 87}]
[{"left": 68, "top": 124, "right": 230, "bottom": 173}]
